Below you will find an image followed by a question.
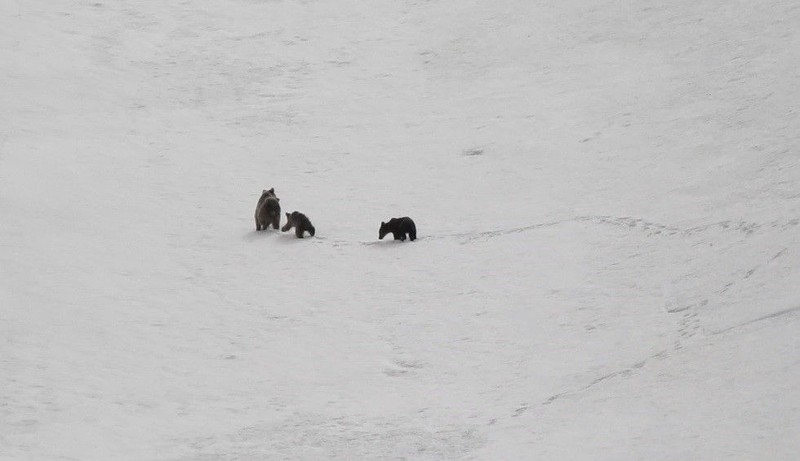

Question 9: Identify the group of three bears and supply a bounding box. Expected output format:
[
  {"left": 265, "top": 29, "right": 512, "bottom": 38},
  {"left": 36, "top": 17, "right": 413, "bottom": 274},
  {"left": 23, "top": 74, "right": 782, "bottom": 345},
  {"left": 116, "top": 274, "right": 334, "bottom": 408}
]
[{"left": 255, "top": 188, "right": 416, "bottom": 241}]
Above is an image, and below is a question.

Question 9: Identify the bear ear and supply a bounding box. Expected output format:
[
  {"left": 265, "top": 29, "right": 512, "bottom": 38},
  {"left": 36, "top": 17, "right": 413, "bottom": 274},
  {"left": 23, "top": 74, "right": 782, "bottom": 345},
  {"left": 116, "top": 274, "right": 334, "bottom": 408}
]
[
  {"left": 268, "top": 188, "right": 274, "bottom": 193},
  {"left": 262, "top": 189, "right": 267, "bottom": 194},
  {"left": 381, "top": 221, "right": 385, "bottom": 226}
]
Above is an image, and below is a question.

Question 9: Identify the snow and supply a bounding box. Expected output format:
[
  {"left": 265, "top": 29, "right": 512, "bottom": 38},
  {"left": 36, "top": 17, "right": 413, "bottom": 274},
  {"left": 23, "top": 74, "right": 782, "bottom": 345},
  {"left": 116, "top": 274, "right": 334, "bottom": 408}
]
[{"left": 1, "top": 0, "right": 799, "bottom": 459}]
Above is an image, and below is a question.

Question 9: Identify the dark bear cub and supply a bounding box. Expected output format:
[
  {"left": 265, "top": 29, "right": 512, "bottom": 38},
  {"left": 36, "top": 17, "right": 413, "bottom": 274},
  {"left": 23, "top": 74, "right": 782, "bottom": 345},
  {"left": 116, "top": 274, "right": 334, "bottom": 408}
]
[
  {"left": 255, "top": 188, "right": 281, "bottom": 231},
  {"left": 282, "top": 211, "right": 315, "bottom": 238},
  {"left": 379, "top": 217, "right": 416, "bottom": 241}
]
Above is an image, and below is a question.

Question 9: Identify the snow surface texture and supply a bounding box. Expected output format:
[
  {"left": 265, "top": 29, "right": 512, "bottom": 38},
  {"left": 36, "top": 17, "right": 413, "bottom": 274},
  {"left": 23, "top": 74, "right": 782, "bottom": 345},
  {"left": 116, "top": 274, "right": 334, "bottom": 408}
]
[{"left": 2, "top": 0, "right": 799, "bottom": 459}]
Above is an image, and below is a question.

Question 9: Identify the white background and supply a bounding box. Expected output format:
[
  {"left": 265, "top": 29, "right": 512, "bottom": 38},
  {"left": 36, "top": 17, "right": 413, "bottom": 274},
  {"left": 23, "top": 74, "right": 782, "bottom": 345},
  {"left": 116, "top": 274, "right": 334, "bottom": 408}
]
[{"left": 2, "top": 0, "right": 798, "bottom": 459}]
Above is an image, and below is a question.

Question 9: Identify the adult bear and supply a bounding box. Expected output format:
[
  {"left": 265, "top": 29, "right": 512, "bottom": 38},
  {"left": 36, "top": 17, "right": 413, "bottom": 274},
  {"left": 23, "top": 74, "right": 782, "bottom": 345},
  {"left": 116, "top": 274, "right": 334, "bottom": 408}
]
[{"left": 255, "top": 188, "right": 281, "bottom": 231}]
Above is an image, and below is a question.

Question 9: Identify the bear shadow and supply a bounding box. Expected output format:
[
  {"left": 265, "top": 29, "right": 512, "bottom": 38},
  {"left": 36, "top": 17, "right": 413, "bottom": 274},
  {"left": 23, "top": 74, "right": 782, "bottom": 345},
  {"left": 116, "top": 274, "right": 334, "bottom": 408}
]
[
  {"left": 242, "top": 229, "right": 281, "bottom": 241},
  {"left": 275, "top": 231, "right": 316, "bottom": 243},
  {"left": 365, "top": 239, "right": 410, "bottom": 249}
]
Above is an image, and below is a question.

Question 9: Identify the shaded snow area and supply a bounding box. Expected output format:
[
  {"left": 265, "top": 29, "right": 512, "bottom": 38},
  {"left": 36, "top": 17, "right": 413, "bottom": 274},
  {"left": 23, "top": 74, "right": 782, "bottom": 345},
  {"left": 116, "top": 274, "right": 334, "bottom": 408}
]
[{"left": 2, "top": 0, "right": 800, "bottom": 459}]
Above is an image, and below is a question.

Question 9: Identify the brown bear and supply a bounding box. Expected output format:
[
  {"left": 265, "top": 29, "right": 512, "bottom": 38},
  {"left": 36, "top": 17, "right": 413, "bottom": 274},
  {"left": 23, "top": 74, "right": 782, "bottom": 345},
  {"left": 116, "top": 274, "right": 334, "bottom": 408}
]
[
  {"left": 281, "top": 211, "right": 315, "bottom": 238},
  {"left": 254, "top": 188, "right": 281, "bottom": 231},
  {"left": 379, "top": 217, "right": 416, "bottom": 241}
]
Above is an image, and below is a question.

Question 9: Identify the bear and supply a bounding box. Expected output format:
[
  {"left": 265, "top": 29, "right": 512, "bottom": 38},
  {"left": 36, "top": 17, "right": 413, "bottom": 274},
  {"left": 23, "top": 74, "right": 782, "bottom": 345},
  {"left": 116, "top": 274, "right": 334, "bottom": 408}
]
[
  {"left": 281, "top": 211, "right": 315, "bottom": 238},
  {"left": 254, "top": 188, "right": 281, "bottom": 231},
  {"left": 379, "top": 217, "right": 416, "bottom": 241}
]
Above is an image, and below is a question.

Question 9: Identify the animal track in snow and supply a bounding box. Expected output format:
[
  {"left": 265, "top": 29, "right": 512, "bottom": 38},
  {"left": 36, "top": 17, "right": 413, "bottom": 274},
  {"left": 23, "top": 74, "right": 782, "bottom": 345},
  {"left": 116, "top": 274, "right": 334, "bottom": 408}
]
[
  {"left": 710, "top": 305, "right": 800, "bottom": 335},
  {"left": 506, "top": 351, "right": 666, "bottom": 421},
  {"left": 277, "top": 216, "right": 797, "bottom": 250},
  {"left": 383, "top": 359, "right": 425, "bottom": 377}
]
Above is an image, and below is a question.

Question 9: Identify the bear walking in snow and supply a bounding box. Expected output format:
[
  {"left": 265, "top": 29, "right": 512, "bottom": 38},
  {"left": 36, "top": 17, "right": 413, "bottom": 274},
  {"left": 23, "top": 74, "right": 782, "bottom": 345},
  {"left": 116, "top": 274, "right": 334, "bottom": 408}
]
[
  {"left": 255, "top": 188, "right": 281, "bottom": 231},
  {"left": 282, "top": 211, "right": 316, "bottom": 238},
  {"left": 379, "top": 217, "right": 416, "bottom": 241}
]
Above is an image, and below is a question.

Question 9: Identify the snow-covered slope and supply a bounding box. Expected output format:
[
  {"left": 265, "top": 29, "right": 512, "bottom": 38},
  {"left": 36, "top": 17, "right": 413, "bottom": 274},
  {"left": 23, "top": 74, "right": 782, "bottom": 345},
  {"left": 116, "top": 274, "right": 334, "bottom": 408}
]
[{"left": 2, "top": 0, "right": 798, "bottom": 459}]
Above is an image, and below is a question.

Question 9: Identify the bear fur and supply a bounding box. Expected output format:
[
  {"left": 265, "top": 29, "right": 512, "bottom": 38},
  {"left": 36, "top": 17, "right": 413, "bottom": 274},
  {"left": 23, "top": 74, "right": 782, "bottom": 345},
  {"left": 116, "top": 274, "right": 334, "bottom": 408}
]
[
  {"left": 255, "top": 188, "right": 281, "bottom": 231},
  {"left": 379, "top": 217, "right": 416, "bottom": 241},
  {"left": 281, "top": 211, "right": 315, "bottom": 238}
]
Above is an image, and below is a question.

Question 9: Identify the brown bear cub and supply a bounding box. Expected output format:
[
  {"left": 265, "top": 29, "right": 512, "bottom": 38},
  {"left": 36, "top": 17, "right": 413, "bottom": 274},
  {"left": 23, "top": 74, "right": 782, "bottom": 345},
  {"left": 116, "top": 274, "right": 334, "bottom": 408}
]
[
  {"left": 379, "top": 217, "right": 416, "bottom": 241},
  {"left": 255, "top": 188, "right": 281, "bottom": 231},
  {"left": 282, "top": 211, "right": 315, "bottom": 238}
]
